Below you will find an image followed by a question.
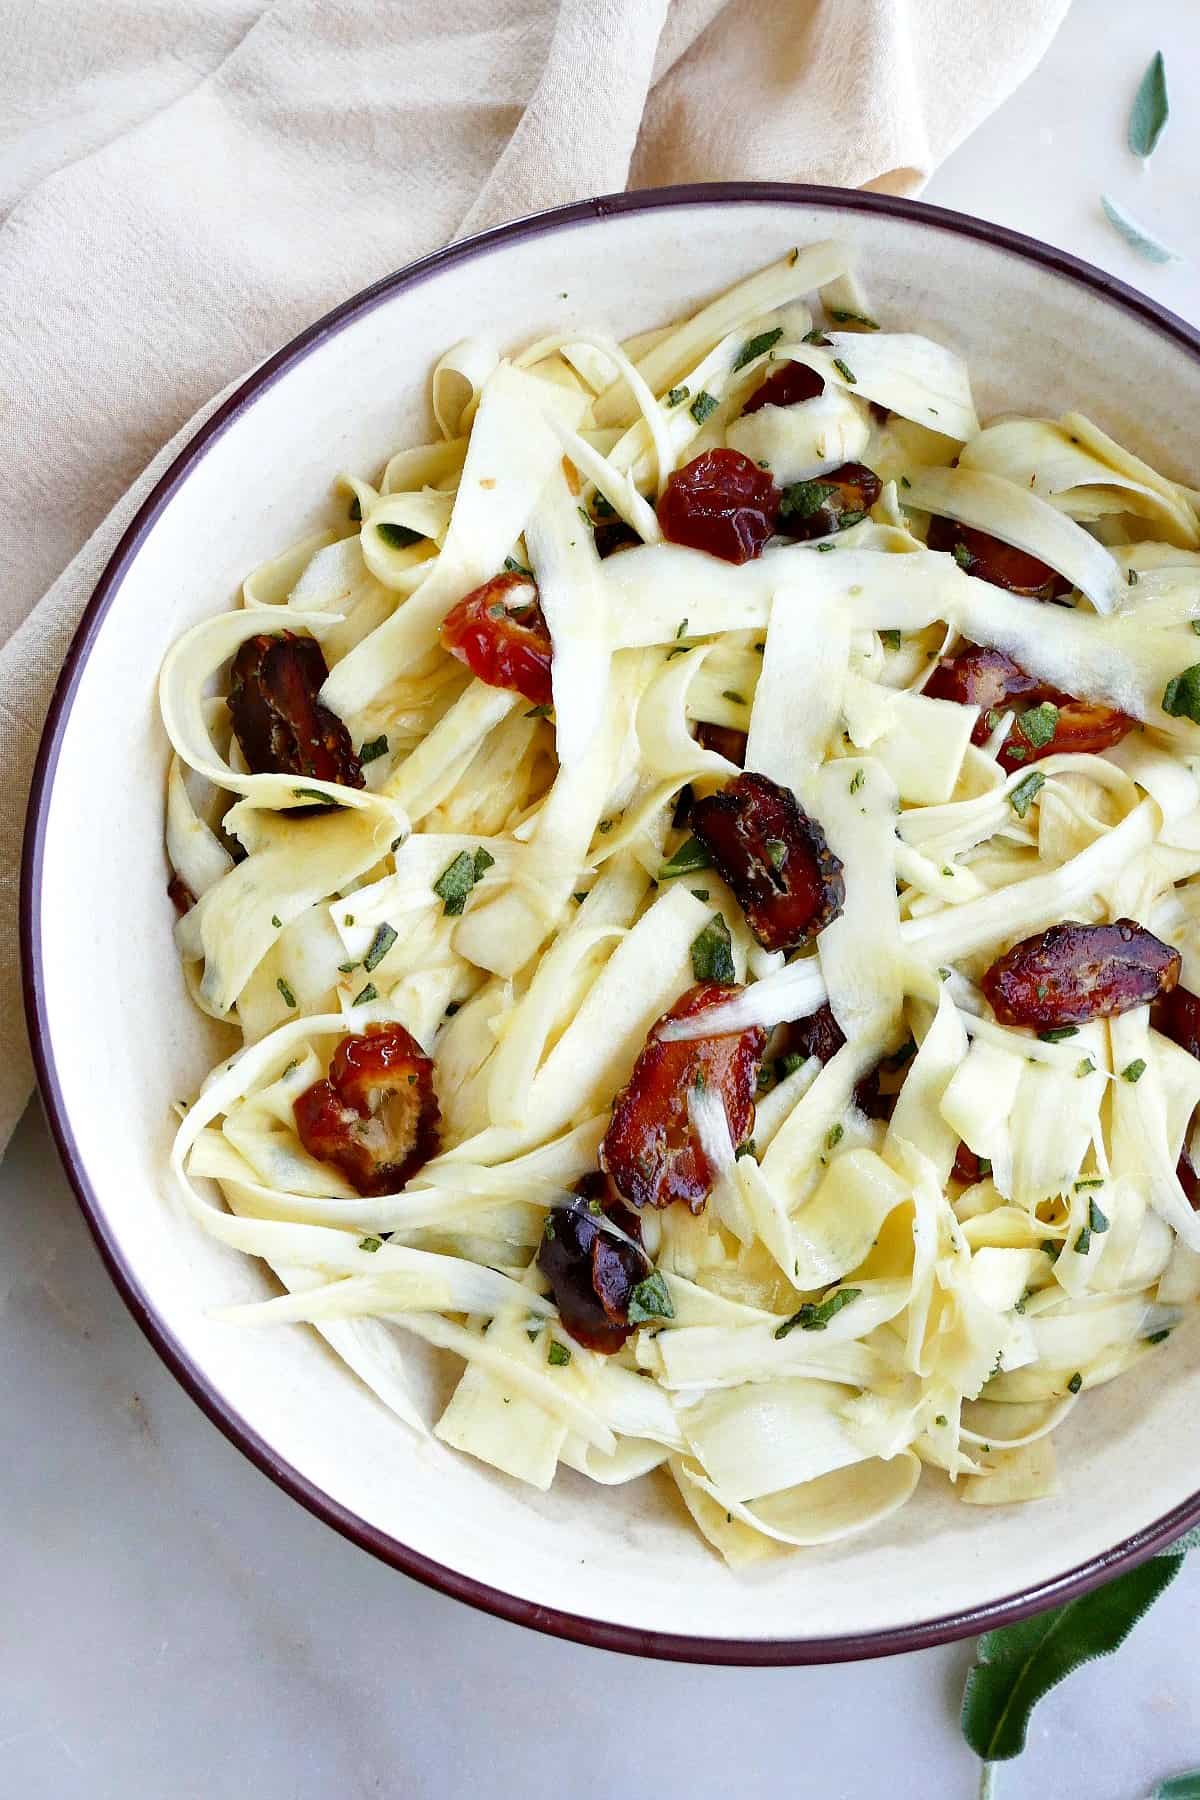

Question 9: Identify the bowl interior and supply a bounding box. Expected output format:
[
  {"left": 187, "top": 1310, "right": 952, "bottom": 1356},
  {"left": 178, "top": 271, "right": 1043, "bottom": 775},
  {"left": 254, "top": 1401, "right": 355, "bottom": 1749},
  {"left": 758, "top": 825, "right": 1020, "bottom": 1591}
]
[{"left": 28, "top": 191, "right": 1200, "bottom": 1657}]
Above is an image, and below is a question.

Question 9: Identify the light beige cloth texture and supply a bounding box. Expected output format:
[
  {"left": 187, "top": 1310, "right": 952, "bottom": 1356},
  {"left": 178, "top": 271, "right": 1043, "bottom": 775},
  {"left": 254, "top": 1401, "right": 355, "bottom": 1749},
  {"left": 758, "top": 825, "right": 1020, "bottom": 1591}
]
[{"left": 0, "top": 0, "right": 1068, "bottom": 1150}]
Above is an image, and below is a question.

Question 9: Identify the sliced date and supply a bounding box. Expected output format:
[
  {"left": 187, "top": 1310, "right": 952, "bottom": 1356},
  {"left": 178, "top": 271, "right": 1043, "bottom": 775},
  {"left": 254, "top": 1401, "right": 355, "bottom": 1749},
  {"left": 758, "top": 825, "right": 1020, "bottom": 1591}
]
[
  {"left": 228, "top": 632, "right": 364, "bottom": 789},
  {"left": 981, "top": 919, "right": 1181, "bottom": 1029},
  {"left": 536, "top": 1173, "right": 651, "bottom": 1354},
  {"left": 923, "top": 643, "right": 1133, "bottom": 773},
  {"left": 601, "top": 982, "right": 766, "bottom": 1212},
  {"left": 690, "top": 770, "right": 844, "bottom": 953},
  {"left": 926, "top": 516, "right": 1071, "bottom": 600},
  {"left": 741, "top": 358, "right": 825, "bottom": 415},
  {"left": 439, "top": 571, "right": 554, "bottom": 706},
  {"left": 695, "top": 721, "right": 748, "bottom": 766},
  {"left": 293, "top": 1024, "right": 440, "bottom": 1196}
]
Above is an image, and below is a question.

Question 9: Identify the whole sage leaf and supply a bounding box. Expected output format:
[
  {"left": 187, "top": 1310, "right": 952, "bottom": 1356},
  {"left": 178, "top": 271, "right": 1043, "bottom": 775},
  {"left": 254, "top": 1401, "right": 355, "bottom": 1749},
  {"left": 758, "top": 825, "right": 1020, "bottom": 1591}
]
[
  {"left": 961, "top": 1552, "right": 1185, "bottom": 1762},
  {"left": 1128, "top": 51, "right": 1169, "bottom": 159},
  {"left": 1155, "top": 1773, "right": 1200, "bottom": 1800}
]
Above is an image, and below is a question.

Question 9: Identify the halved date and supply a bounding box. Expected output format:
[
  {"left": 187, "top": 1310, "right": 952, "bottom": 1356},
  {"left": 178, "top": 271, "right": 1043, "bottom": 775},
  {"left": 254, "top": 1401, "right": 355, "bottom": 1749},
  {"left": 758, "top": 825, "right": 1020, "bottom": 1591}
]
[
  {"left": 926, "top": 516, "right": 1070, "bottom": 600},
  {"left": 293, "top": 1023, "right": 440, "bottom": 1196},
  {"left": 657, "top": 449, "right": 781, "bottom": 565},
  {"left": 439, "top": 571, "right": 553, "bottom": 706},
  {"left": 776, "top": 462, "right": 881, "bottom": 540},
  {"left": 229, "top": 633, "right": 363, "bottom": 789},
  {"left": 981, "top": 919, "right": 1181, "bottom": 1029},
  {"left": 741, "top": 358, "right": 825, "bottom": 415},
  {"left": 601, "top": 982, "right": 767, "bottom": 1212},
  {"left": 924, "top": 643, "right": 1133, "bottom": 774},
  {"left": 536, "top": 1173, "right": 651, "bottom": 1353},
  {"left": 690, "top": 770, "right": 844, "bottom": 953}
]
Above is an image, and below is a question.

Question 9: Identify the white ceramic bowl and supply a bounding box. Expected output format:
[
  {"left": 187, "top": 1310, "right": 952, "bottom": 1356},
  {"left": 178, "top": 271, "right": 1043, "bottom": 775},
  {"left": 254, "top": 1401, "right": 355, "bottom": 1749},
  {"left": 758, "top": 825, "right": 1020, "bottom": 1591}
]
[{"left": 23, "top": 184, "right": 1200, "bottom": 1663}]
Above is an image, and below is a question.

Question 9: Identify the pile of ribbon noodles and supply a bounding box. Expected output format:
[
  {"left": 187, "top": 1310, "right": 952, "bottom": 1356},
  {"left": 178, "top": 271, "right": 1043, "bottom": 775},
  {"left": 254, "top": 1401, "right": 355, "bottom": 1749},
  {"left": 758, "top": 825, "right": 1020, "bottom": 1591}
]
[{"left": 161, "top": 245, "right": 1200, "bottom": 1565}]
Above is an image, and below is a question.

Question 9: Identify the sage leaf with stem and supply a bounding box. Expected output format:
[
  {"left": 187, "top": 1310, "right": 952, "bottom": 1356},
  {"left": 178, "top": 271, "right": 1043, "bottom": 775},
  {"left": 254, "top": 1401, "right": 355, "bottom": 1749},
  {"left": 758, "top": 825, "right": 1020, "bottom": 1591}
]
[{"left": 962, "top": 1550, "right": 1185, "bottom": 1765}]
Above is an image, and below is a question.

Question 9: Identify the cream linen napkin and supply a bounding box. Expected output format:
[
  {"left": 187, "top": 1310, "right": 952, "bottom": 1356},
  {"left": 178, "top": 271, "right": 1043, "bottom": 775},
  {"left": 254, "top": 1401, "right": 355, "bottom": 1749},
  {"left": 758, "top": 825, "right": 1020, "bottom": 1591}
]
[{"left": 0, "top": 0, "right": 1068, "bottom": 1150}]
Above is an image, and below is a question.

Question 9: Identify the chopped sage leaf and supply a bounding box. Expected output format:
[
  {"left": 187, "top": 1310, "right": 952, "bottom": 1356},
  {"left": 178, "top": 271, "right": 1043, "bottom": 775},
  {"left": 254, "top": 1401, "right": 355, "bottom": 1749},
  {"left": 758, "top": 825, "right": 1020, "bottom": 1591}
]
[
  {"left": 732, "top": 326, "right": 783, "bottom": 371},
  {"left": 1121, "top": 1058, "right": 1147, "bottom": 1084},
  {"left": 659, "top": 836, "right": 712, "bottom": 880},
  {"left": 690, "top": 913, "right": 735, "bottom": 984},
  {"left": 1162, "top": 664, "right": 1200, "bottom": 723},
  {"left": 765, "top": 837, "right": 788, "bottom": 867},
  {"left": 292, "top": 786, "right": 334, "bottom": 804},
  {"left": 628, "top": 1271, "right": 675, "bottom": 1324},
  {"left": 1017, "top": 701, "right": 1059, "bottom": 748},
  {"left": 1088, "top": 1197, "right": 1110, "bottom": 1233},
  {"left": 849, "top": 769, "right": 865, "bottom": 794},
  {"left": 547, "top": 1340, "right": 572, "bottom": 1367},
  {"left": 359, "top": 1236, "right": 383, "bottom": 1254},
  {"left": 1146, "top": 1328, "right": 1173, "bottom": 1346},
  {"left": 276, "top": 978, "right": 297, "bottom": 1008},
  {"left": 363, "top": 922, "right": 398, "bottom": 972},
  {"left": 503, "top": 555, "right": 533, "bottom": 577},
  {"left": 525, "top": 703, "right": 552, "bottom": 718},
  {"left": 1102, "top": 193, "right": 1179, "bottom": 264},
  {"left": 433, "top": 846, "right": 493, "bottom": 915},
  {"left": 271, "top": 914, "right": 282, "bottom": 929},
  {"left": 775, "top": 1287, "right": 861, "bottom": 1338},
  {"left": 828, "top": 308, "right": 880, "bottom": 330},
  {"left": 880, "top": 629, "right": 901, "bottom": 651},
  {"left": 376, "top": 521, "right": 422, "bottom": 549},
  {"left": 666, "top": 385, "right": 690, "bottom": 407},
  {"left": 1008, "top": 770, "right": 1045, "bottom": 818},
  {"left": 689, "top": 390, "right": 719, "bottom": 425},
  {"left": 825, "top": 1122, "right": 844, "bottom": 1151},
  {"left": 832, "top": 357, "right": 857, "bottom": 384},
  {"left": 1075, "top": 1225, "right": 1092, "bottom": 1255},
  {"left": 952, "top": 542, "right": 974, "bottom": 571},
  {"left": 1067, "top": 1371, "right": 1083, "bottom": 1394},
  {"left": 359, "top": 733, "right": 389, "bottom": 764},
  {"left": 352, "top": 982, "right": 378, "bottom": 1005},
  {"left": 1038, "top": 1025, "right": 1078, "bottom": 1043},
  {"left": 779, "top": 478, "right": 836, "bottom": 521}
]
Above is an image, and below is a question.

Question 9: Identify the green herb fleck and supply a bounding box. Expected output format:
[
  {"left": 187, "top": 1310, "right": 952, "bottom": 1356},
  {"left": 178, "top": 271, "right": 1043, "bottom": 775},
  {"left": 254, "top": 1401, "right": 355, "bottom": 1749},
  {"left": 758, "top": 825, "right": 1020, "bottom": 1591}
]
[
  {"left": 935, "top": 1413, "right": 948, "bottom": 1428},
  {"left": 690, "top": 887, "right": 710, "bottom": 902},
  {"left": 1121, "top": 1058, "right": 1147, "bottom": 1084},
  {"left": 880, "top": 629, "right": 902, "bottom": 651},
  {"left": 359, "top": 734, "right": 389, "bottom": 765},
  {"left": 775, "top": 1287, "right": 861, "bottom": 1339},
  {"left": 376, "top": 521, "right": 422, "bottom": 550},
  {"left": 675, "top": 617, "right": 689, "bottom": 640},
  {"left": 825, "top": 1123, "right": 844, "bottom": 1151},
  {"left": 628, "top": 1271, "right": 675, "bottom": 1324},
  {"left": 778, "top": 478, "right": 836, "bottom": 521},
  {"left": 359, "top": 1236, "right": 383, "bottom": 1254},
  {"left": 690, "top": 914, "right": 735, "bottom": 984},
  {"left": 1075, "top": 1224, "right": 1092, "bottom": 1256},
  {"left": 952, "top": 542, "right": 974, "bottom": 572},
  {"left": 352, "top": 982, "right": 378, "bottom": 1005},
  {"left": 337, "top": 961, "right": 358, "bottom": 974},
  {"left": 503, "top": 555, "right": 533, "bottom": 577},
  {"left": 735, "top": 1139, "right": 756, "bottom": 1160},
  {"left": 666, "top": 386, "right": 690, "bottom": 408},
  {"left": 525, "top": 703, "right": 552, "bottom": 718},
  {"left": 1128, "top": 568, "right": 1140, "bottom": 587},
  {"left": 732, "top": 327, "right": 784, "bottom": 372},
  {"left": 1016, "top": 702, "right": 1059, "bottom": 748},
  {"left": 363, "top": 922, "right": 398, "bottom": 972},
  {"left": 1008, "top": 770, "right": 1045, "bottom": 819},
  {"left": 433, "top": 846, "right": 494, "bottom": 915},
  {"left": 689, "top": 390, "right": 719, "bottom": 425},
  {"left": 1146, "top": 1328, "right": 1172, "bottom": 1345},
  {"left": 547, "top": 1340, "right": 572, "bottom": 1367},
  {"left": 816, "top": 541, "right": 836, "bottom": 553},
  {"left": 849, "top": 768, "right": 865, "bottom": 794},
  {"left": 659, "top": 836, "right": 712, "bottom": 880},
  {"left": 765, "top": 837, "right": 788, "bottom": 868},
  {"left": 1038, "top": 1025, "right": 1078, "bottom": 1043},
  {"left": 1067, "top": 1371, "right": 1083, "bottom": 1394},
  {"left": 832, "top": 357, "right": 857, "bottom": 385},
  {"left": 828, "top": 308, "right": 880, "bottom": 330},
  {"left": 291, "top": 786, "right": 334, "bottom": 805},
  {"left": 271, "top": 914, "right": 282, "bottom": 929},
  {"left": 900, "top": 475, "right": 912, "bottom": 489},
  {"left": 1163, "top": 664, "right": 1200, "bottom": 723},
  {"left": 276, "top": 978, "right": 297, "bottom": 1009},
  {"left": 1088, "top": 1197, "right": 1110, "bottom": 1234}
]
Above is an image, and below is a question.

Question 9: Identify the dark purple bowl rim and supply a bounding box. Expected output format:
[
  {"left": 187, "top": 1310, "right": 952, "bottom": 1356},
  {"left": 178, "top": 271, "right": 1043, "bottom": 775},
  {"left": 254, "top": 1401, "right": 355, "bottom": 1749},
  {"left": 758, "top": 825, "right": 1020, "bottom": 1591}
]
[{"left": 21, "top": 180, "right": 1200, "bottom": 1667}]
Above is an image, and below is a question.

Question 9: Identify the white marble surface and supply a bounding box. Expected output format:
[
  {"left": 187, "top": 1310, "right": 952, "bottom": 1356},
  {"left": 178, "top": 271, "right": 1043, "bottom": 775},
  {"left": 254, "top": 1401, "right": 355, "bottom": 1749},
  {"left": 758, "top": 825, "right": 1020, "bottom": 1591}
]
[{"left": 7, "top": 2, "right": 1200, "bottom": 1794}]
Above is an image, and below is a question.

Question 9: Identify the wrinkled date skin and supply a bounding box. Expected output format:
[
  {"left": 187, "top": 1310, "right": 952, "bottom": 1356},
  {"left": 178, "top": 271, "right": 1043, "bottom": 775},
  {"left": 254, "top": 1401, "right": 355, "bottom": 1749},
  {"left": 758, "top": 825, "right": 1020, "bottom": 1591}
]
[
  {"left": 593, "top": 517, "right": 641, "bottom": 559},
  {"left": 601, "top": 982, "right": 767, "bottom": 1212},
  {"left": 924, "top": 643, "right": 1134, "bottom": 774},
  {"left": 657, "top": 449, "right": 781, "bottom": 565},
  {"left": 695, "top": 721, "right": 748, "bottom": 766},
  {"left": 982, "top": 919, "right": 1181, "bottom": 1029},
  {"left": 776, "top": 462, "right": 882, "bottom": 541},
  {"left": 228, "top": 632, "right": 364, "bottom": 789},
  {"left": 1151, "top": 985, "right": 1200, "bottom": 1209},
  {"left": 293, "top": 1024, "right": 441, "bottom": 1197},
  {"left": 926, "top": 515, "right": 1072, "bottom": 600},
  {"left": 439, "top": 571, "right": 554, "bottom": 706},
  {"left": 536, "top": 1173, "right": 651, "bottom": 1353},
  {"left": 741, "top": 359, "right": 825, "bottom": 415},
  {"left": 690, "top": 771, "right": 845, "bottom": 953},
  {"left": 781, "top": 1003, "right": 910, "bottom": 1120}
]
